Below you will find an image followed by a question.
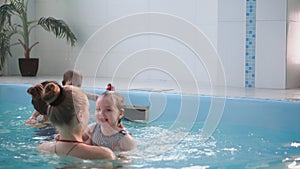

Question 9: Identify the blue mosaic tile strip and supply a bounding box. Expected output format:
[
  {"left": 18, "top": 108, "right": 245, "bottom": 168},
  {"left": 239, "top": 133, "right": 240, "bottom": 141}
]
[{"left": 245, "top": 0, "right": 256, "bottom": 88}]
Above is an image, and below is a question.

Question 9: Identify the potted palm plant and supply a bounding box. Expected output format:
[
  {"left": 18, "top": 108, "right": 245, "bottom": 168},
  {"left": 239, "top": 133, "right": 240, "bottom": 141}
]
[{"left": 0, "top": 0, "right": 77, "bottom": 76}]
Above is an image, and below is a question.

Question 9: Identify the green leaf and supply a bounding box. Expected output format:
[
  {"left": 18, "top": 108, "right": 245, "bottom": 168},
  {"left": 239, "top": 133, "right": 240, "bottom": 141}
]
[
  {"left": 38, "top": 17, "right": 77, "bottom": 46},
  {"left": 0, "top": 32, "right": 11, "bottom": 70},
  {"left": 0, "top": 4, "right": 13, "bottom": 30}
]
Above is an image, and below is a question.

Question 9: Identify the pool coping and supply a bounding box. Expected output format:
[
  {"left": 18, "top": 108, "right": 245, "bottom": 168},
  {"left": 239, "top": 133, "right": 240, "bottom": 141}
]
[{"left": 1, "top": 75, "right": 300, "bottom": 102}]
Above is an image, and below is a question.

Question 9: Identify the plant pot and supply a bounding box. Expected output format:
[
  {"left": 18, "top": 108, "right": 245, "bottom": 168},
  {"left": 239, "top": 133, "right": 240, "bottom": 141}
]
[{"left": 18, "top": 58, "right": 39, "bottom": 76}]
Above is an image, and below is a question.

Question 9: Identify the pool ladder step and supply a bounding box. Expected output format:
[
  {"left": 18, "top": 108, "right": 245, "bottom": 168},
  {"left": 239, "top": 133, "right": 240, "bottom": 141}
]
[{"left": 124, "top": 105, "right": 149, "bottom": 123}]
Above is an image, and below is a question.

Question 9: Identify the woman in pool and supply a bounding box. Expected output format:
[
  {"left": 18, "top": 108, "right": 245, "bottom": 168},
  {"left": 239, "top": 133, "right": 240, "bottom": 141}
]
[
  {"left": 26, "top": 81, "right": 56, "bottom": 127},
  {"left": 84, "top": 91, "right": 136, "bottom": 152},
  {"left": 38, "top": 82, "right": 115, "bottom": 159},
  {"left": 25, "top": 69, "right": 83, "bottom": 127}
]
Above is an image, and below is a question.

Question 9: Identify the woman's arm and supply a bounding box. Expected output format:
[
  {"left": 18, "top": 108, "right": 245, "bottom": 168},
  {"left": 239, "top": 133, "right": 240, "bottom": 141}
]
[
  {"left": 85, "top": 145, "right": 115, "bottom": 160},
  {"left": 38, "top": 142, "right": 53, "bottom": 153}
]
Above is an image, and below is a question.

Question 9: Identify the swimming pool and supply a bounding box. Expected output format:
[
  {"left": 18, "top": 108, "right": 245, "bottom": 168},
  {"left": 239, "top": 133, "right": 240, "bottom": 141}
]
[{"left": 1, "top": 83, "right": 300, "bottom": 168}]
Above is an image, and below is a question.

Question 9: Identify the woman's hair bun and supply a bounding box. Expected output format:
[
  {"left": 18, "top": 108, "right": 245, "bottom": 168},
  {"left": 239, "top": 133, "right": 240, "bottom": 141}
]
[
  {"left": 27, "top": 84, "right": 43, "bottom": 98},
  {"left": 42, "top": 82, "right": 61, "bottom": 104}
]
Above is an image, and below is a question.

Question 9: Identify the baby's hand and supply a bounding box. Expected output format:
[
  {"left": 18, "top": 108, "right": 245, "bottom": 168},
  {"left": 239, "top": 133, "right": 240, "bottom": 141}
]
[
  {"left": 82, "top": 133, "right": 89, "bottom": 142},
  {"left": 54, "top": 134, "right": 60, "bottom": 141}
]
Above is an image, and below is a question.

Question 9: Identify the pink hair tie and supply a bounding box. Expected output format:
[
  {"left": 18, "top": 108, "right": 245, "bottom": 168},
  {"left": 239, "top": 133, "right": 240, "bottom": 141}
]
[{"left": 106, "top": 83, "right": 112, "bottom": 91}]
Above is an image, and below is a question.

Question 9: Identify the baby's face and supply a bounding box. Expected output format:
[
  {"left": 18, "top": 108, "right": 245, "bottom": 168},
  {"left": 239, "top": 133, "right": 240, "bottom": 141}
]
[
  {"left": 95, "top": 95, "right": 121, "bottom": 128},
  {"left": 62, "top": 78, "right": 72, "bottom": 86}
]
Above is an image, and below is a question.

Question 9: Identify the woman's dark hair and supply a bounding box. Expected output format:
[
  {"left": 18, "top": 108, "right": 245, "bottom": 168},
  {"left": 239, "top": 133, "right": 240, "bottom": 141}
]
[{"left": 27, "top": 81, "right": 58, "bottom": 115}]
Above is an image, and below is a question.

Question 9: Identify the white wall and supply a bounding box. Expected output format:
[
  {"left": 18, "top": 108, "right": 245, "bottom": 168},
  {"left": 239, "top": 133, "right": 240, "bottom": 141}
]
[
  {"left": 287, "top": 0, "right": 300, "bottom": 88},
  {"left": 217, "top": 0, "right": 246, "bottom": 87},
  {"left": 218, "top": 0, "right": 290, "bottom": 89},
  {"left": 30, "top": 0, "right": 219, "bottom": 89},
  {"left": 5, "top": 0, "right": 295, "bottom": 89},
  {"left": 256, "top": 0, "right": 287, "bottom": 89}
]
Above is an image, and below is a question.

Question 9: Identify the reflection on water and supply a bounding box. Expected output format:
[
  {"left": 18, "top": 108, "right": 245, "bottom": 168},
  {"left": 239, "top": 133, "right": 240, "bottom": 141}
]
[
  {"left": 0, "top": 104, "right": 300, "bottom": 169},
  {"left": 33, "top": 126, "right": 56, "bottom": 141},
  {"left": 127, "top": 122, "right": 300, "bottom": 168}
]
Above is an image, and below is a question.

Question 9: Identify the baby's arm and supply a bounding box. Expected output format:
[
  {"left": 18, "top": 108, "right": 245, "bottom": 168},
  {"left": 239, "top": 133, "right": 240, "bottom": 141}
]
[
  {"left": 25, "top": 110, "right": 40, "bottom": 124},
  {"left": 83, "top": 123, "right": 96, "bottom": 145},
  {"left": 119, "top": 133, "right": 136, "bottom": 151}
]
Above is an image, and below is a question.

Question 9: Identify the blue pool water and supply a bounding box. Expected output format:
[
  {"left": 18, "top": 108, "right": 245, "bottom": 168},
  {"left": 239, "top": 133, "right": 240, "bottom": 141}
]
[{"left": 1, "top": 83, "right": 300, "bottom": 169}]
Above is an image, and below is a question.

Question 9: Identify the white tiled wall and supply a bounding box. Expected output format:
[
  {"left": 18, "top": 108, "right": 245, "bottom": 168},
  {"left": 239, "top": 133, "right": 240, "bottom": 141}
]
[
  {"left": 218, "top": 0, "right": 246, "bottom": 87},
  {"left": 5, "top": 0, "right": 293, "bottom": 89},
  {"left": 218, "top": 0, "right": 288, "bottom": 89},
  {"left": 256, "top": 0, "right": 287, "bottom": 21},
  {"left": 6, "top": 0, "right": 219, "bottom": 88},
  {"left": 256, "top": 21, "right": 286, "bottom": 89},
  {"left": 255, "top": 0, "right": 287, "bottom": 89}
]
